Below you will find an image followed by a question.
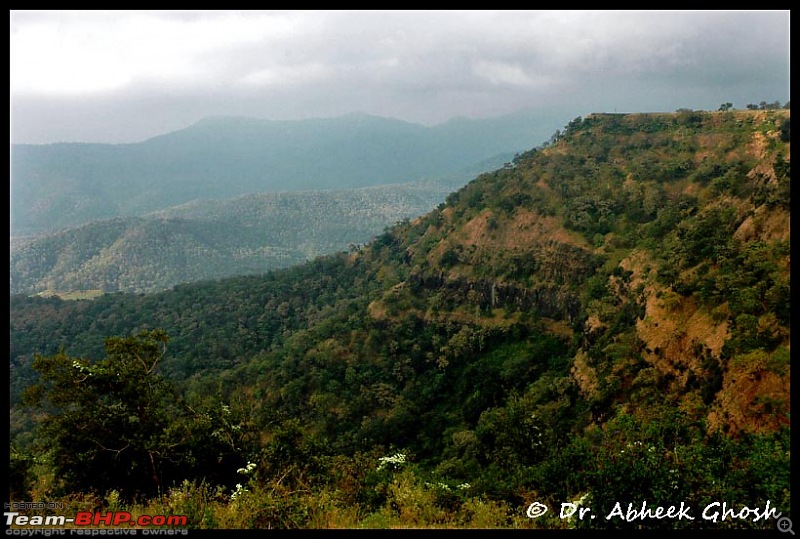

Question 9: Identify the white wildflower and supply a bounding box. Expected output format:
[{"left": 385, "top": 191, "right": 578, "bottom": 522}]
[
  {"left": 237, "top": 461, "right": 257, "bottom": 475},
  {"left": 377, "top": 452, "right": 407, "bottom": 470},
  {"left": 231, "top": 483, "right": 249, "bottom": 501}
]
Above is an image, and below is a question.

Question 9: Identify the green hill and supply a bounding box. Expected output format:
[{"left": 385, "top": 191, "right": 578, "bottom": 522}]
[
  {"left": 9, "top": 109, "right": 790, "bottom": 530},
  {"left": 10, "top": 166, "right": 506, "bottom": 295}
]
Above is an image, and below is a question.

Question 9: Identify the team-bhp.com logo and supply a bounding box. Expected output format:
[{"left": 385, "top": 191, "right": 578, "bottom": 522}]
[{"left": 5, "top": 511, "right": 188, "bottom": 528}]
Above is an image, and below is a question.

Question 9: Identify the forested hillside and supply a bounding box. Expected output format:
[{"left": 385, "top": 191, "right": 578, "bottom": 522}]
[
  {"left": 10, "top": 110, "right": 558, "bottom": 235},
  {"left": 10, "top": 168, "right": 503, "bottom": 295},
  {"left": 9, "top": 109, "right": 790, "bottom": 529}
]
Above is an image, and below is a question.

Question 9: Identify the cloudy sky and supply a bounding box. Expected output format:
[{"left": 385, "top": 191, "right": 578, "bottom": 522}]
[{"left": 10, "top": 10, "right": 790, "bottom": 144}]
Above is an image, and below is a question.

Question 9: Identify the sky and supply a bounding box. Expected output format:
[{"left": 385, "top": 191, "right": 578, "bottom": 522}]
[{"left": 9, "top": 10, "right": 791, "bottom": 144}]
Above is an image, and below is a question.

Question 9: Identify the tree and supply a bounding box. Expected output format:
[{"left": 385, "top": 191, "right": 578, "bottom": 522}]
[
  {"left": 23, "top": 330, "right": 249, "bottom": 500},
  {"left": 718, "top": 102, "right": 733, "bottom": 112}
]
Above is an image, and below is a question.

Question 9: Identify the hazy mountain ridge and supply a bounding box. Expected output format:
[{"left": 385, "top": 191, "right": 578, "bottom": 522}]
[{"left": 10, "top": 109, "right": 562, "bottom": 236}]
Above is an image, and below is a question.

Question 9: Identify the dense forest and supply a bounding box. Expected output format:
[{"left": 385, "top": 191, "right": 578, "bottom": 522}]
[{"left": 8, "top": 108, "right": 791, "bottom": 529}]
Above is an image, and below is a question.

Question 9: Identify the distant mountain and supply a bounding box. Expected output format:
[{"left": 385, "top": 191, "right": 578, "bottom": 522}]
[
  {"left": 10, "top": 109, "right": 563, "bottom": 236},
  {"left": 9, "top": 157, "right": 512, "bottom": 295}
]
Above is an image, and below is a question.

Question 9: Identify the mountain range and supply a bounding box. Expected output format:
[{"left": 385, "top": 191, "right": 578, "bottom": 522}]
[{"left": 10, "top": 109, "right": 562, "bottom": 236}]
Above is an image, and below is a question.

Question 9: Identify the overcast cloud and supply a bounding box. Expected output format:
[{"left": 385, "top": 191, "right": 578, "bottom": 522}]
[{"left": 9, "top": 10, "right": 790, "bottom": 144}]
